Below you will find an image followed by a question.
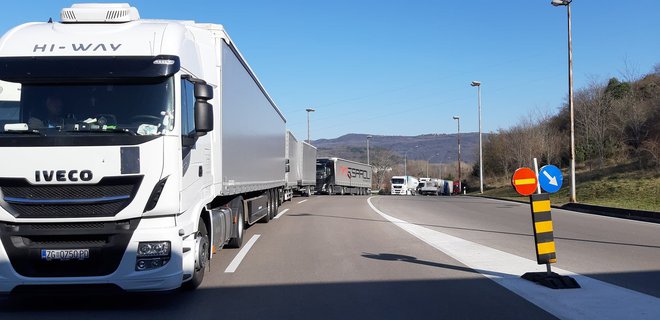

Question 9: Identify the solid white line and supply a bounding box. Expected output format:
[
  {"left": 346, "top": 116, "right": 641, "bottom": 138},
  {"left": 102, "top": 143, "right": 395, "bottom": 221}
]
[
  {"left": 224, "top": 234, "right": 260, "bottom": 273},
  {"left": 366, "top": 196, "right": 660, "bottom": 320},
  {"left": 274, "top": 208, "right": 289, "bottom": 219},
  {"left": 297, "top": 199, "right": 308, "bottom": 204}
]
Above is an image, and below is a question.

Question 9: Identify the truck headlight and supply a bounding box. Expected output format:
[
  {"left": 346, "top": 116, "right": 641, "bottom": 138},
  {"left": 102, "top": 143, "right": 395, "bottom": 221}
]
[{"left": 136, "top": 241, "right": 171, "bottom": 271}]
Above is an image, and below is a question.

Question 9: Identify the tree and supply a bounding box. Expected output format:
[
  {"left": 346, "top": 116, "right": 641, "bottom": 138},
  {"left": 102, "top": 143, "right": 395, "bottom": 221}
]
[{"left": 370, "top": 147, "right": 399, "bottom": 190}]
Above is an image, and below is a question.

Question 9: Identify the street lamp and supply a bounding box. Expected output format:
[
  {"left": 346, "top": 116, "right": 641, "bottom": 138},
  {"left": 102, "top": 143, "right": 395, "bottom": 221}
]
[
  {"left": 366, "top": 135, "right": 372, "bottom": 165},
  {"left": 426, "top": 153, "right": 439, "bottom": 178},
  {"left": 551, "top": 0, "right": 576, "bottom": 203},
  {"left": 404, "top": 145, "right": 418, "bottom": 180},
  {"left": 452, "top": 116, "right": 461, "bottom": 193},
  {"left": 471, "top": 80, "right": 483, "bottom": 194},
  {"left": 305, "top": 108, "right": 315, "bottom": 144}
]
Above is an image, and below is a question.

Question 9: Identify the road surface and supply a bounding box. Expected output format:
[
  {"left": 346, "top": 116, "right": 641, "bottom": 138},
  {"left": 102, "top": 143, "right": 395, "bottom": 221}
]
[{"left": 1, "top": 195, "right": 659, "bottom": 319}]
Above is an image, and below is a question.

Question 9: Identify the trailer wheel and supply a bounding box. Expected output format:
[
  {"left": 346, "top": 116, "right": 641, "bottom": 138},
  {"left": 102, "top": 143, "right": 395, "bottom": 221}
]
[
  {"left": 183, "top": 218, "right": 209, "bottom": 290},
  {"left": 269, "top": 189, "right": 276, "bottom": 219},
  {"left": 226, "top": 196, "right": 245, "bottom": 248},
  {"left": 274, "top": 189, "right": 280, "bottom": 212}
]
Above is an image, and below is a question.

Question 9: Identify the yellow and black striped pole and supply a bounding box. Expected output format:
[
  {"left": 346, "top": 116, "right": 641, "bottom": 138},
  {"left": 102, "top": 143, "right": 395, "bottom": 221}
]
[{"left": 530, "top": 193, "right": 556, "bottom": 264}]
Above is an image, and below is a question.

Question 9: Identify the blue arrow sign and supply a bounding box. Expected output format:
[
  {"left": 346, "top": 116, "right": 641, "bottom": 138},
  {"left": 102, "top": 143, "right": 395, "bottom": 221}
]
[{"left": 539, "top": 165, "right": 563, "bottom": 193}]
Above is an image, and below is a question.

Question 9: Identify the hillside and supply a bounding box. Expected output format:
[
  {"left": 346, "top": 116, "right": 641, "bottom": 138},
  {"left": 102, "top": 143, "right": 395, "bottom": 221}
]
[{"left": 313, "top": 133, "right": 482, "bottom": 164}]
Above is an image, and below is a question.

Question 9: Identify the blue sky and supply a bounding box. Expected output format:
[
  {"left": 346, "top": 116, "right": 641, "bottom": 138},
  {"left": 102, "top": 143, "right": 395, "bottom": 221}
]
[{"left": 1, "top": 1, "right": 659, "bottom": 140}]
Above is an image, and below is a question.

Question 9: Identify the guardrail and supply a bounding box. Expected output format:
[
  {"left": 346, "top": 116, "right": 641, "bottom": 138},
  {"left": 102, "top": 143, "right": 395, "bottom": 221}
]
[{"left": 560, "top": 203, "right": 660, "bottom": 224}]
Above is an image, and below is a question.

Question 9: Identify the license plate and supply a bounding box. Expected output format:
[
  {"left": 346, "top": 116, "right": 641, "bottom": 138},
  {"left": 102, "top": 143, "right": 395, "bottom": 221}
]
[{"left": 41, "top": 249, "right": 90, "bottom": 261}]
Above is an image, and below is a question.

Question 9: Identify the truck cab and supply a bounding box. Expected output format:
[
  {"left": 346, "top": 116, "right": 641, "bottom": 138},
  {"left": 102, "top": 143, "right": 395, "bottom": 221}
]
[{"left": 390, "top": 175, "right": 419, "bottom": 195}]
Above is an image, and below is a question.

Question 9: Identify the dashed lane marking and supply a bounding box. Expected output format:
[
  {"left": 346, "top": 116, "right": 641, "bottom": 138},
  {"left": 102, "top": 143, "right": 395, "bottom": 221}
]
[
  {"left": 224, "top": 234, "right": 260, "bottom": 273},
  {"left": 274, "top": 208, "right": 289, "bottom": 219}
]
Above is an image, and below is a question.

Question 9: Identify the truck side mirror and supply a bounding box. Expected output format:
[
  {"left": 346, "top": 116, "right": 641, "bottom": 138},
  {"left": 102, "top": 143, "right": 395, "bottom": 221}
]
[{"left": 194, "top": 83, "right": 213, "bottom": 134}]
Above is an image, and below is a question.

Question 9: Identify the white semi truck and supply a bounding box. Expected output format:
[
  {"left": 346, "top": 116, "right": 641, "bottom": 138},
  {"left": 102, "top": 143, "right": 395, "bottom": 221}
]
[
  {"left": 283, "top": 130, "right": 317, "bottom": 200},
  {"left": 0, "top": 3, "right": 285, "bottom": 293},
  {"left": 315, "top": 157, "right": 371, "bottom": 195},
  {"left": 390, "top": 176, "right": 419, "bottom": 195}
]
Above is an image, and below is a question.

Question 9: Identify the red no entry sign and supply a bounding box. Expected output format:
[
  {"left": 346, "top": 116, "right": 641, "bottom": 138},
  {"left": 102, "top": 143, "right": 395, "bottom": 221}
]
[{"left": 512, "top": 167, "right": 537, "bottom": 196}]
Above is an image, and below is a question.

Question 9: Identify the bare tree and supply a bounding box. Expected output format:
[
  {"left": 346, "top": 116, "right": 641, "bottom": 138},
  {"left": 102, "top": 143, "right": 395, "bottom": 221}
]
[{"left": 370, "top": 148, "right": 399, "bottom": 191}]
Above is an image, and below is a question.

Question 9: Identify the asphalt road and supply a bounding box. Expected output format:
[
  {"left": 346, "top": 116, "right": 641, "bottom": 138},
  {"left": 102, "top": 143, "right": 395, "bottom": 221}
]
[{"left": 1, "top": 195, "right": 659, "bottom": 319}]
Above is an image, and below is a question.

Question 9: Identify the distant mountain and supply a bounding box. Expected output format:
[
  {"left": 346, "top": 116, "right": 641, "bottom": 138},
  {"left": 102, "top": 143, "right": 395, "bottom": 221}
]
[{"left": 313, "top": 133, "right": 482, "bottom": 164}]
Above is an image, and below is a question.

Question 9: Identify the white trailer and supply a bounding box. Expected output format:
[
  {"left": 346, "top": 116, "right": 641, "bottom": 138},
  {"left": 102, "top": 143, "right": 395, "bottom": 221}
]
[
  {"left": 316, "top": 157, "right": 371, "bottom": 195},
  {"left": 283, "top": 130, "right": 317, "bottom": 200},
  {"left": 0, "top": 3, "right": 285, "bottom": 293},
  {"left": 390, "top": 176, "right": 419, "bottom": 195}
]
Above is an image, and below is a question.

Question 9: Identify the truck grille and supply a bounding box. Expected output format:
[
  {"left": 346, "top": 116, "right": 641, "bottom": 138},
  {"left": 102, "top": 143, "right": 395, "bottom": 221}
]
[
  {"left": 0, "top": 219, "right": 140, "bottom": 277},
  {"left": 0, "top": 176, "right": 142, "bottom": 218}
]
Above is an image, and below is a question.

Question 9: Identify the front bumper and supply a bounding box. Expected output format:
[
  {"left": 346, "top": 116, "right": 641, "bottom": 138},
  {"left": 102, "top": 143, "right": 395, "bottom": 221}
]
[{"left": 0, "top": 216, "right": 183, "bottom": 293}]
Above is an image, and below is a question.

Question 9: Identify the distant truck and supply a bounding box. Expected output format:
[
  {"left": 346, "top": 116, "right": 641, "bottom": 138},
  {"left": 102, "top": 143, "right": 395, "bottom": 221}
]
[
  {"left": 316, "top": 157, "right": 371, "bottom": 195},
  {"left": 283, "top": 130, "right": 317, "bottom": 200},
  {"left": 0, "top": 81, "right": 20, "bottom": 127},
  {"left": 418, "top": 178, "right": 442, "bottom": 196},
  {"left": 391, "top": 176, "right": 419, "bottom": 195}
]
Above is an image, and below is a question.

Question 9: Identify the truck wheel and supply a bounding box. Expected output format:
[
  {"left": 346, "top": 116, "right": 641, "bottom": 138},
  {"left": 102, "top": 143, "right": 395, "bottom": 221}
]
[
  {"left": 274, "top": 189, "right": 280, "bottom": 213},
  {"left": 226, "top": 196, "right": 245, "bottom": 248},
  {"left": 183, "top": 218, "right": 209, "bottom": 290},
  {"left": 328, "top": 185, "right": 334, "bottom": 195},
  {"left": 269, "top": 189, "right": 277, "bottom": 219}
]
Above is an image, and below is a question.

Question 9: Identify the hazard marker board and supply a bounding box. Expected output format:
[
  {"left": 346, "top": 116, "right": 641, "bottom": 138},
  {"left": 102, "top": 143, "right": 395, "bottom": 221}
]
[{"left": 511, "top": 167, "right": 537, "bottom": 196}]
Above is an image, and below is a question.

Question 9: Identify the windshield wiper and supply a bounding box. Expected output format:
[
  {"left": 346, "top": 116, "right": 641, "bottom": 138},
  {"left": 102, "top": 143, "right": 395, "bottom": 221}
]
[
  {"left": 0, "top": 129, "right": 42, "bottom": 135},
  {"left": 64, "top": 127, "right": 137, "bottom": 136}
]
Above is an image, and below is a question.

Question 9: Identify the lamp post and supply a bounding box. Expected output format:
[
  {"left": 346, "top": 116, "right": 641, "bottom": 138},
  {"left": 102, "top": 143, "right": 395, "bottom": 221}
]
[
  {"left": 366, "top": 135, "right": 372, "bottom": 165},
  {"left": 452, "top": 116, "right": 461, "bottom": 193},
  {"left": 404, "top": 145, "right": 418, "bottom": 180},
  {"left": 426, "top": 153, "right": 439, "bottom": 178},
  {"left": 305, "top": 108, "right": 315, "bottom": 144},
  {"left": 551, "top": 0, "right": 576, "bottom": 203},
  {"left": 471, "top": 81, "right": 483, "bottom": 194}
]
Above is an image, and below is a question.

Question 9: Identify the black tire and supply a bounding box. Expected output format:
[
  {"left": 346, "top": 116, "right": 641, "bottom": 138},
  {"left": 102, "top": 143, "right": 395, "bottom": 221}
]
[
  {"left": 328, "top": 185, "right": 334, "bottom": 195},
  {"left": 226, "top": 196, "right": 245, "bottom": 248},
  {"left": 269, "top": 189, "right": 276, "bottom": 219},
  {"left": 183, "top": 218, "right": 209, "bottom": 290},
  {"left": 274, "top": 189, "right": 280, "bottom": 212}
]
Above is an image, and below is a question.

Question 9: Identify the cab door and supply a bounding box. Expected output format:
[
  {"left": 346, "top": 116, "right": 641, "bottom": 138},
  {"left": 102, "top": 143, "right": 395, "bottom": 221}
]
[{"left": 179, "top": 77, "right": 212, "bottom": 211}]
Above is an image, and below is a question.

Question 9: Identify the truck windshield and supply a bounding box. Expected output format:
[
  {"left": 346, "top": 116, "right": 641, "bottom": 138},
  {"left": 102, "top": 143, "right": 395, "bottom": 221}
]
[
  {"left": 0, "top": 78, "right": 174, "bottom": 136},
  {"left": 391, "top": 178, "right": 404, "bottom": 184}
]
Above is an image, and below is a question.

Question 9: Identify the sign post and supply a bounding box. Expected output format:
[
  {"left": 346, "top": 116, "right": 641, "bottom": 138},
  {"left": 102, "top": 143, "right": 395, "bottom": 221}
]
[{"left": 513, "top": 164, "right": 580, "bottom": 289}]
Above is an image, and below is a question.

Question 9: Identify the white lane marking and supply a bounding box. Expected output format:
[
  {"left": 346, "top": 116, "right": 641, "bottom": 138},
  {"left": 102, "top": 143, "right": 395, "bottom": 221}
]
[
  {"left": 367, "top": 197, "right": 660, "bottom": 320},
  {"left": 274, "top": 208, "right": 289, "bottom": 219},
  {"left": 224, "top": 234, "right": 260, "bottom": 273},
  {"left": 297, "top": 199, "right": 308, "bottom": 204}
]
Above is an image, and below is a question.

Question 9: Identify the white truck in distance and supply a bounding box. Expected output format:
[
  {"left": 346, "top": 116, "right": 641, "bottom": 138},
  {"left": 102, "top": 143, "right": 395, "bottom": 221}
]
[
  {"left": 390, "top": 176, "right": 419, "bottom": 195},
  {"left": 0, "top": 3, "right": 286, "bottom": 293}
]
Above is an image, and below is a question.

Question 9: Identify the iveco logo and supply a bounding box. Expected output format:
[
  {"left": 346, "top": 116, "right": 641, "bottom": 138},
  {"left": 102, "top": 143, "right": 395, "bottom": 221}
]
[{"left": 34, "top": 170, "right": 93, "bottom": 182}]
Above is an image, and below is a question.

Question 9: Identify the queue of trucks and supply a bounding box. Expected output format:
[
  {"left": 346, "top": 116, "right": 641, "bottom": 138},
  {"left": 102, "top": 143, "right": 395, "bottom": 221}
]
[{"left": 0, "top": 3, "right": 375, "bottom": 294}]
